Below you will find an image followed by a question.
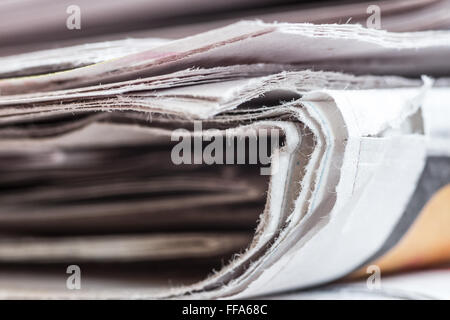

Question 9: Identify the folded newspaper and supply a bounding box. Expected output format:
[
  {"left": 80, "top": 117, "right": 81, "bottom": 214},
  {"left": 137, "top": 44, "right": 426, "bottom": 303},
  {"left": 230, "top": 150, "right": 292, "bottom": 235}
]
[{"left": 0, "top": 21, "right": 449, "bottom": 299}]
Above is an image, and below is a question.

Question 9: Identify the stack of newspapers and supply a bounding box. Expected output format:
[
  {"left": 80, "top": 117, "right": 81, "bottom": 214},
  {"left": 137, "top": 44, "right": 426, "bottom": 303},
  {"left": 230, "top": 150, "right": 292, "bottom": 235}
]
[{"left": 0, "top": 0, "right": 449, "bottom": 299}]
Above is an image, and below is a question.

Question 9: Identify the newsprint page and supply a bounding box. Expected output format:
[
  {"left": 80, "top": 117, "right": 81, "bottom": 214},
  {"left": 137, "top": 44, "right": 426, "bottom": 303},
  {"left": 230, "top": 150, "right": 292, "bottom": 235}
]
[{"left": 0, "top": 0, "right": 449, "bottom": 316}]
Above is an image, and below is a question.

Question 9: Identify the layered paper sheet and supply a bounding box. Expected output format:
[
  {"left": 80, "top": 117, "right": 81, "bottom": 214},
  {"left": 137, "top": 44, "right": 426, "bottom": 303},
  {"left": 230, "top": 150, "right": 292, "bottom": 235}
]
[{"left": 0, "top": 21, "right": 449, "bottom": 299}]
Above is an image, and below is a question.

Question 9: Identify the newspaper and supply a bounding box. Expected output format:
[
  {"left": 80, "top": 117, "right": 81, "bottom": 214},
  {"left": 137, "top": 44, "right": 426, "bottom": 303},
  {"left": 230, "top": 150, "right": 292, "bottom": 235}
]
[
  {"left": 270, "top": 267, "right": 450, "bottom": 300},
  {"left": 2, "top": 0, "right": 450, "bottom": 56},
  {"left": 0, "top": 21, "right": 449, "bottom": 299}
]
